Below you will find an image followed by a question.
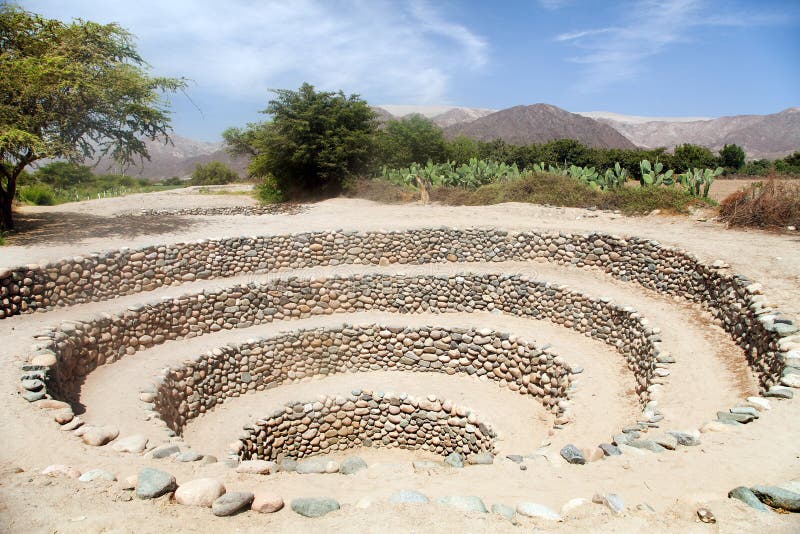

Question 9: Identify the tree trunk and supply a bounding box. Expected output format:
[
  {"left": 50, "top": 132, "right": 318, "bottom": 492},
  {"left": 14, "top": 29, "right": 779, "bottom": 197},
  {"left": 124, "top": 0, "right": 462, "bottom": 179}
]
[
  {"left": 415, "top": 175, "right": 430, "bottom": 205},
  {"left": 0, "top": 194, "right": 13, "bottom": 231}
]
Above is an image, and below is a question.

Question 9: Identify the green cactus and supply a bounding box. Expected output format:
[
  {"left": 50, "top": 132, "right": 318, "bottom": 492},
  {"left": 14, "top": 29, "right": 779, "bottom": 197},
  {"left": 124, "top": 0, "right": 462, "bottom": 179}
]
[
  {"left": 678, "top": 166, "right": 723, "bottom": 197},
  {"left": 639, "top": 159, "right": 674, "bottom": 186}
]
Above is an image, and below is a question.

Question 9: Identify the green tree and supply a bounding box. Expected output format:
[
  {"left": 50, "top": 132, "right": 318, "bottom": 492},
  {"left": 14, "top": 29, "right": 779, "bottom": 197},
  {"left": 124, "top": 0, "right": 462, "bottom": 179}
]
[
  {"left": 718, "top": 144, "right": 746, "bottom": 171},
  {"left": 224, "top": 82, "right": 376, "bottom": 197},
  {"left": 190, "top": 161, "right": 239, "bottom": 185},
  {"left": 375, "top": 115, "right": 446, "bottom": 168},
  {"left": 672, "top": 144, "right": 717, "bottom": 172},
  {"left": 445, "top": 136, "right": 479, "bottom": 165},
  {"left": 33, "top": 162, "right": 94, "bottom": 188},
  {"left": 0, "top": 7, "right": 185, "bottom": 229}
]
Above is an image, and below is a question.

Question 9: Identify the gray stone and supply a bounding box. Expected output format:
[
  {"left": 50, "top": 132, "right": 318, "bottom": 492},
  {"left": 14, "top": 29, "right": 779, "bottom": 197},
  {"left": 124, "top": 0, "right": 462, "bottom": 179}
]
[
  {"left": 599, "top": 443, "right": 621, "bottom": 456},
  {"left": 730, "top": 406, "right": 760, "bottom": 418},
  {"left": 291, "top": 497, "right": 340, "bottom": 517},
  {"left": 21, "top": 379, "right": 44, "bottom": 391},
  {"left": 136, "top": 468, "right": 177, "bottom": 499},
  {"left": 339, "top": 456, "right": 367, "bottom": 475},
  {"left": 652, "top": 434, "right": 678, "bottom": 450},
  {"left": 22, "top": 391, "right": 46, "bottom": 402},
  {"left": 111, "top": 434, "right": 148, "bottom": 453},
  {"left": 667, "top": 431, "right": 700, "bottom": 446},
  {"left": 389, "top": 489, "right": 429, "bottom": 504},
  {"left": 412, "top": 460, "right": 444, "bottom": 472},
  {"left": 516, "top": 502, "right": 562, "bottom": 521},
  {"left": 505, "top": 454, "right": 524, "bottom": 464},
  {"left": 467, "top": 452, "right": 494, "bottom": 465},
  {"left": 296, "top": 457, "right": 330, "bottom": 474},
  {"left": 78, "top": 469, "right": 116, "bottom": 482},
  {"left": 436, "top": 495, "right": 488, "bottom": 513},
  {"left": 627, "top": 439, "right": 666, "bottom": 453},
  {"left": 152, "top": 444, "right": 180, "bottom": 459},
  {"left": 491, "top": 503, "right": 516, "bottom": 521},
  {"left": 444, "top": 452, "right": 464, "bottom": 468},
  {"left": 765, "top": 386, "right": 793, "bottom": 399},
  {"left": 212, "top": 492, "right": 255, "bottom": 516},
  {"left": 593, "top": 493, "right": 624, "bottom": 515},
  {"left": 728, "top": 487, "right": 767, "bottom": 511},
  {"left": 750, "top": 485, "right": 800, "bottom": 512},
  {"left": 717, "top": 411, "right": 754, "bottom": 424},
  {"left": 175, "top": 450, "right": 203, "bottom": 462},
  {"left": 560, "top": 444, "right": 585, "bottom": 464},
  {"left": 279, "top": 458, "right": 298, "bottom": 472},
  {"left": 613, "top": 433, "right": 631, "bottom": 446}
]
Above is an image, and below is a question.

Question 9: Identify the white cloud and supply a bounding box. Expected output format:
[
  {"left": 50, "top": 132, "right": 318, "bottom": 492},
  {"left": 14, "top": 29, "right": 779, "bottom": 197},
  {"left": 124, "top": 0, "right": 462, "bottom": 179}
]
[
  {"left": 555, "top": 0, "right": 788, "bottom": 92},
  {"left": 22, "top": 0, "right": 487, "bottom": 105}
]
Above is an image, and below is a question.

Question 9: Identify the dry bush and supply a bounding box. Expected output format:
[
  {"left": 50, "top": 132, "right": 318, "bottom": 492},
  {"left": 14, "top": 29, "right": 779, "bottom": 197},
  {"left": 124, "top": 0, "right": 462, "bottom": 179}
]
[
  {"left": 344, "top": 179, "right": 417, "bottom": 203},
  {"left": 719, "top": 180, "right": 800, "bottom": 228}
]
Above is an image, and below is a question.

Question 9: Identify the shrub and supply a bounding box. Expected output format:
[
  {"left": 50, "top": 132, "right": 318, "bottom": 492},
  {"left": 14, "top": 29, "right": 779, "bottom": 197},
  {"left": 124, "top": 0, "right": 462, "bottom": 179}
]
[
  {"left": 18, "top": 183, "right": 57, "bottom": 205},
  {"left": 32, "top": 161, "right": 94, "bottom": 188},
  {"left": 190, "top": 161, "right": 239, "bottom": 186},
  {"left": 719, "top": 180, "right": 800, "bottom": 228},
  {"left": 254, "top": 176, "right": 284, "bottom": 204},
  {"left": 719, "top": 143, "right": 746, "bottom": 171},
  {"left": 673, "top": 144, "right": 718, "bottom": 172},
  {"left": 161, "top": 176, "right": 184, "bottom": 186},
  {"left": 740, "top": 159, "right": 772, "bottom": 176}
]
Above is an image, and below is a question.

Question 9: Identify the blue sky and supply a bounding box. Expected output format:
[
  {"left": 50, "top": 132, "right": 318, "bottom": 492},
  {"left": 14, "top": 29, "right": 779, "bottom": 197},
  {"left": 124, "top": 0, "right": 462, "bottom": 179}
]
[{"left": 20, "top": 0, "right": 800, "bottom": 141}]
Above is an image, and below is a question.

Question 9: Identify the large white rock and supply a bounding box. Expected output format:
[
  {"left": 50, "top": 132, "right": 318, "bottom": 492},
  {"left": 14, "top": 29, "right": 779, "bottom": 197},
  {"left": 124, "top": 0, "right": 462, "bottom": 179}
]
[
  {"left": 111, "top": 434, "right": 148, "bottom": 453},
  {"left": 235, "top": 460, "right": 277, "bottom": 475},
  {"left": 517, "top": 502, "right": 562, "bottom": 521},
  {"left": 175, "top": 478, "right": 226, "bottom": 507}
]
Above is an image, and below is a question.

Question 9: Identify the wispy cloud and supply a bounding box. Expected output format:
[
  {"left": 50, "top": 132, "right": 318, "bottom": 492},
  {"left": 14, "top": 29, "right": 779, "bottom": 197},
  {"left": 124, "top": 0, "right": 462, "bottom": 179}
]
[
  {"left": 23, "top": 0, "right": 487, "bottom": 105},
  {"left": 555, "top": 0, "right": 789, "bottom": 92}
]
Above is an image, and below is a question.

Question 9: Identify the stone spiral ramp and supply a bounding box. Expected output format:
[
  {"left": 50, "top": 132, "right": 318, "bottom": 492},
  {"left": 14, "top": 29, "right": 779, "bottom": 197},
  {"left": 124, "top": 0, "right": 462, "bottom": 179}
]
[{"left": 1, "top": 217, "right": 799, "bottom": 532}]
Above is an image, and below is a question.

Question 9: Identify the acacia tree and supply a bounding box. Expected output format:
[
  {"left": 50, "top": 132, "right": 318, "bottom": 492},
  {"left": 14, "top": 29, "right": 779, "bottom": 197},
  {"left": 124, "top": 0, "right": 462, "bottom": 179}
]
[
  {"left": 0, "top": 7, "right": 186, "bottom": 229},
  {"left": 224, "top": 83, "right": 376, "bottom": 198}
]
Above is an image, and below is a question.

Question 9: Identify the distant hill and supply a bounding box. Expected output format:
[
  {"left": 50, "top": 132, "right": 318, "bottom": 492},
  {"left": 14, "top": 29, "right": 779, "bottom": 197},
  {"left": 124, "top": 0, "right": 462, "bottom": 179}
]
[
  {"left": 443, "top": 104, "right": 637, "bottom": 149},
  {"left": 92, "top": 134, "right": 249, "bottom": 180},
  {"left": 583, "top": 108, "right": 800, "bottom": 159},
  {"left": 430, "top": 108, "right": 495, "bottom": 128}
]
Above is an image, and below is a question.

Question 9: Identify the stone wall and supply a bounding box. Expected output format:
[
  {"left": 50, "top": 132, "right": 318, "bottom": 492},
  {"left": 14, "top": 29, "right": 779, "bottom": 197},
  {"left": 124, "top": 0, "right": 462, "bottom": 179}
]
[
  {"left": 152, "top": 325, "right": 570, "bottom": 434},
  {"left": 33, "top": 273, "right": 658, "bottom": 413},
  {"left": 235, "top": 391, "right": 496, "bottom": 461},
  {"left": 10, "top": 228, "right": 795, "bottom": 395}
]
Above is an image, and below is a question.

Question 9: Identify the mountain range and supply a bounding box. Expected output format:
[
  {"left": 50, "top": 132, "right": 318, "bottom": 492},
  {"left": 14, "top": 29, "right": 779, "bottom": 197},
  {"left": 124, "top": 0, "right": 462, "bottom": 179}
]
[{"left": 106, "top": 105, "right": 798, "bottom": 179}]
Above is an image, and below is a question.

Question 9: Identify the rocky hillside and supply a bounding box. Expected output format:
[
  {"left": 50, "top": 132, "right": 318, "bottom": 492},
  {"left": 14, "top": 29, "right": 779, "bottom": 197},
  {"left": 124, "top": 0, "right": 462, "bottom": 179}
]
[
  {"left": 443, "top": 104, "right": 637, "bottom": 149},
  {"left": 430, "top": 108, "right": 495, "bottom": 128},
  {"left": 587, "top": 108, "right": 800, "bottom": 159},
  {"left": 92, "top": 134, "right": 249, "bottom": 180}
]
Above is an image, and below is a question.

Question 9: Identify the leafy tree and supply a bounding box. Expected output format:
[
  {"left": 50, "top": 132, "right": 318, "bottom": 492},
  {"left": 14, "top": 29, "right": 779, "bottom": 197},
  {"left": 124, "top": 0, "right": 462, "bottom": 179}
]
[
  {"left": 672, "top": 144, "right": 717, "bottom": 172},
  {"left": 775, "top": 151, "right": 800, "bottom": 174},
  {"left": 32, "top": 162, "right": 94, "bottom": 188},
  {"left": 190, "top": 161, "right": 239, "bottom": 185},
  {"left": 375, "top": 115, "right": 446, "bottom": 168},
  {"left": 718, "top": 143, "right": 746, "bottom": 171},
  {"left": 0, "top": 6, "right": 185, "bottom": 229},
  {"left": 445, "top": 136, "right": 479, "bottom": 165},
  {"left": 224, "top": 82, "right": 376, "bottom": 197}
]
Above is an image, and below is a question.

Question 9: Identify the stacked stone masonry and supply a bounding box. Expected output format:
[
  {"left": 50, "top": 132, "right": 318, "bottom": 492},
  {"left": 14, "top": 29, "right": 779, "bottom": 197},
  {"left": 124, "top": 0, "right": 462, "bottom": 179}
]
[
  {"left": 34, "top": 273, "right": 658, "bottom": 413},
  {"left": 8, "top": 228, "right": 795, "bottom": 402},
  {"left": 236, "top": 391, "right": 496, "bottom": 461},
  {"left": 152, "top": 325, "right": 570, "bottom": 434}
]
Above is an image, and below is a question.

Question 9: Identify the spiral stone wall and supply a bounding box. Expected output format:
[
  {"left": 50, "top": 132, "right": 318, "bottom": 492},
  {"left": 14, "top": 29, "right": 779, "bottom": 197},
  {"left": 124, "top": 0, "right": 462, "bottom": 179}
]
[
  {"left": 235, "top": 391, "right": 496, "bottom": 461},
  {"left": 4, "top": 229, "right": 795, "bottom": 390},
  {"left": 33, "top": 273, "right": 658, "bottom": 411},
  {"left": 152, "top": 325, "right": 570, "bottom": 434}
]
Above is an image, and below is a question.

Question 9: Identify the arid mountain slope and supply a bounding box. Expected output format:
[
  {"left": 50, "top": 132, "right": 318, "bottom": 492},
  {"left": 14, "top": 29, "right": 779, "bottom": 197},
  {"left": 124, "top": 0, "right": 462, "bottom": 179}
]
[{"left": 443, "top": 104, "right": 637, "bottom": 149}]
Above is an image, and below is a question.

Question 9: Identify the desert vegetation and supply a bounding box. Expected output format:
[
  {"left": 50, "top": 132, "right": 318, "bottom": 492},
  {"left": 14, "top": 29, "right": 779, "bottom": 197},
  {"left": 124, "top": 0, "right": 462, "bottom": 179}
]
[{"left": 719, "top": 180, "right": 800, "bottom": 228}]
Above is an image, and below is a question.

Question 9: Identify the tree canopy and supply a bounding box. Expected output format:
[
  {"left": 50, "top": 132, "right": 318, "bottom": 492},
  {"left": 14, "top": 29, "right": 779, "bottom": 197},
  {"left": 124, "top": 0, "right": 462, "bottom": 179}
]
[
  {"left": 375, "top": 115, "right": 446, "bottom": 168},
  {"left": 0, "top": 6, "right": 185, "bottom": 229},
  {"left": 190, "top": 161, "right": 239, "bottom": 186},
  {"left": 718, "top": 144, "right": 746, "bottom": 170},
  {"left": 223, "top": 82, "right": 376, "bottom": 198}
]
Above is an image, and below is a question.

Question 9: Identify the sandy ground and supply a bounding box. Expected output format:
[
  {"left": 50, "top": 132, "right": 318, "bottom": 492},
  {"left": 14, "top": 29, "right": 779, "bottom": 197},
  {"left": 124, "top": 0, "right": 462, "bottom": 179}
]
[{"left": 1, "top": 189, "right": 799, "bottom": 533}]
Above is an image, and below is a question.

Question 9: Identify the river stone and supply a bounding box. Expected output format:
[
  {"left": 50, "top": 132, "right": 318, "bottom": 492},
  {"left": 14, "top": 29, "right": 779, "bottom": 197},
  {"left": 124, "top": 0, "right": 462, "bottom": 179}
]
[
  {"left": 151, "top": 444, "right": 180, "bottom": 459},
  {"left": 389, "top": 489, "right": 429, "bottom": 504},
  {"left": 136, "top": 468, "right": 177, "bottom": 499},
  {"left": 236, "top": 460, "right": 277, "bottom": 475},
  {"left": 593, "top": 493, "right": 624, "bottom": 515},
  {"left": 750, "top": 485, "right": 800, "bottom": 512},
  {"left": 516, "top": 502, "right": 562, "bottom": 521},
  {"left": 436, "top": 495, "right": 488, "bottom": 513},
  {"left": 296, "top": 457, "right": 329, "bottom": 474},
  {"left": 730, "top": 406, "right": 760, "bottom": 418},
  {"left": 491, "top": 503, "right": 516, "bottom": 521},
  {"left": 560, "top": 444, "right": 585, "bottom": 464},
  {"left": 41, "top": 464, "right": 81, "bottom": 479},
  {"left": 78, "top": 469, "right": 116, "bottom": 482},
  {"left": 291, "top": 497, "right": 340, "bottom": 517},
  {"left": 717, "top": 411, "right": 754, "bottom": 424},
  {"left": 667, "top": 431, "right": 700, "bottom": 446},
  {"left": 652, "top": 434, "right": 678, "bottom": 450},
  {"left": 175, "top": 478, "right": 226, "bottom": 507},
  {"left": 111, "top": 434, "right": 148, "bottom": 453},
  {"left": 728, "top": 487, "right": 767, "bottom": 511},
  {"left": 279, "top": 458, "right": 298, "bottom": 472},
  {"left": 252, "top": 491, "right": 284, "bottom": 513},
  {"left": 339, "top": 456, "right": 367, "bottom": 475},
  {"left": 444, "top": 452, "right": 464, "bottom": 468},
  {"left": 627, "top": 439, "right": 666, "bottom": 453},
  {"left": 781, "top": 374, "right": 800, "bottom": 388},
  {"left": 599, "top": 443, "right": 621, "bottom": 456},
  {"left": 81, "top": 425, "right": 119, "bottom": 446},
  {"left": 467, "top": 452, "right": 494, "bottom": 465},
  {"left": 765, "top": 386, "right": 793, "bottom": 399},
  {"left": 22, "top": 391, "right": 45, "bottom": 402},
  {"left": 175, "top": 450, "right": 203, "bottom": 462},
  {"left": 561, "top": 498, "right": 591, "bottom": 514},
  {"left": 212, "top": 492, "right": 254, "bottom": 516}
]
